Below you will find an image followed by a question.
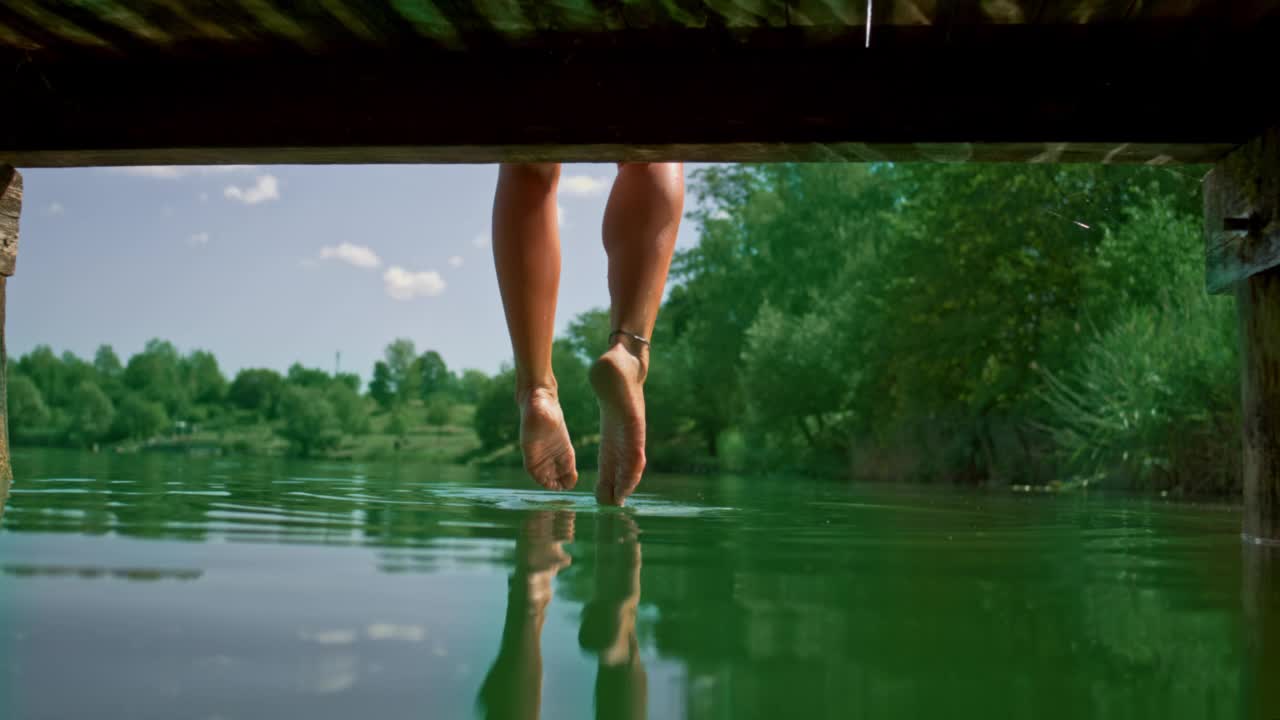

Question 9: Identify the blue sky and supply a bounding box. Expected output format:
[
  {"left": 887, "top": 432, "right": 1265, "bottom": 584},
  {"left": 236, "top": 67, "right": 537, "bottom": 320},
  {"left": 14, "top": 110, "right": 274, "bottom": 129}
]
[{"left": 11, "top": 164, "right": 707, "bottom": 380}]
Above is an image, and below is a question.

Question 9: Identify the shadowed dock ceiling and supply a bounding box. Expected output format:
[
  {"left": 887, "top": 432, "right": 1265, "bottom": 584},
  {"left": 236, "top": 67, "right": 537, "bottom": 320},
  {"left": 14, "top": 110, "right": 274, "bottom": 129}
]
[{"left": 2, "top": 1, "right": 1279, "bottom": 165}]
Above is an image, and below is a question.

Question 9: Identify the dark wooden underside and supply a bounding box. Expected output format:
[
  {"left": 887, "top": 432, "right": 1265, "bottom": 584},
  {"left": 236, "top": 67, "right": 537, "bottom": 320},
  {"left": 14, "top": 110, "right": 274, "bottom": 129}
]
[{"left": 2, "top": 23, "right": 1278, "bottom": 166}]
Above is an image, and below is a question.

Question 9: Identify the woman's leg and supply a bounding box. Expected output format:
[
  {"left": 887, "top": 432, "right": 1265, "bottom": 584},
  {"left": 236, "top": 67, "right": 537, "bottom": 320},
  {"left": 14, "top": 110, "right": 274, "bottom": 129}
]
[
  {"left": 591, "top": 163, "right": 684, "bottom": 505},
  {"left": 493, "top": 163, "right": 578, "bottom": 491}
]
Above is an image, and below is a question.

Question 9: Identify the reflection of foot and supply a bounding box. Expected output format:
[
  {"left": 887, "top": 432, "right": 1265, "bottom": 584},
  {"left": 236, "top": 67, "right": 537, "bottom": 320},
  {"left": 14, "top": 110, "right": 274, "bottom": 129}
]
[
  {"left": 517, "top": 510, "right": 575, "bottom": 575},
  {"left": 580, "top": 513, "right": 642, "bottom": 664},
  {"left": 590, "top": 346, "right": 647, "bottom": 506},
  {"left": 518, "top": 388, "right": 579, "bottom": 491},
  {"left": 516, "top": 510, "right": 575, "bottom": 607}
]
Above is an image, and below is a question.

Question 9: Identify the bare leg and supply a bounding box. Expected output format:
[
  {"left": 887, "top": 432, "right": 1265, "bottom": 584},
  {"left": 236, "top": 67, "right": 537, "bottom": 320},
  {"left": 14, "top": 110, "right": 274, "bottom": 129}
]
[
  {"left": 591, "top": 163, "right": 684, "bottom": 505},
  {"left": 478, "top": 510, "right": 575, "bottom": 720},
  {"left": 579, "top": 513, "right": 647, "bottom": 719},
  {"left": 493, "top": 163, "right": 578, "bottom": 491}
]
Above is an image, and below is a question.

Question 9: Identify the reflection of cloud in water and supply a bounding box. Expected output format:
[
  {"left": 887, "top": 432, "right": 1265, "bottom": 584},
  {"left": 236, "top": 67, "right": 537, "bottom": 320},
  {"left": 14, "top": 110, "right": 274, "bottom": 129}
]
[
  {"left": 298, "top": 623, "right": 428, "bottom": 644},
  {"left": 304, "top": 653, "right": 359, "bottom": 695},
  {"left": 367, "top": 623, "right": 426, "bottom": 642},
  {"left": 298, "top": 629, "right": 357, "bottom": 646}
]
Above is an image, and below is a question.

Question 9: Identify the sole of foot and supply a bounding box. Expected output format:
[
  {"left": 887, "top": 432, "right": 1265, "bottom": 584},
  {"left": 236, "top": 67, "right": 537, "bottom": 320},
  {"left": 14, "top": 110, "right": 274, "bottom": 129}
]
[
  {"left": 518, "top": 388, "right": 579, "bottom": 491},
  {"left": 590, "top": 346, "right": 647, "bottom": 506}
]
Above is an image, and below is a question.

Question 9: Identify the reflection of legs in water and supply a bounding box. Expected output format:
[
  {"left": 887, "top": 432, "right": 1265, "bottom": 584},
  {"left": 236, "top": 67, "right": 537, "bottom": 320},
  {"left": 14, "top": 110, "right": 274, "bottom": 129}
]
[
  {"left": 579, "top": 512, "right": 647, "bottom": 720},
  {"left": 492, "top": 164, "right": 579, "bottom": 493},
  {"left": 478, "top": 510, "right": 575, "bottom": 720},
  {"left": 593, "top": 163, "right": 684, "bottom": 506}
]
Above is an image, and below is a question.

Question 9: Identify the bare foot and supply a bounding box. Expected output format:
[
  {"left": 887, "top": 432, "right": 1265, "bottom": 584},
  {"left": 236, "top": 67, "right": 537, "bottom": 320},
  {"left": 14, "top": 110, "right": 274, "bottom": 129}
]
[
  {"left": 518, "top": 387, "right": 578, "bottom": 491},
  {"left": 590, "top": 345, "right": 647, "bottom": 506}
]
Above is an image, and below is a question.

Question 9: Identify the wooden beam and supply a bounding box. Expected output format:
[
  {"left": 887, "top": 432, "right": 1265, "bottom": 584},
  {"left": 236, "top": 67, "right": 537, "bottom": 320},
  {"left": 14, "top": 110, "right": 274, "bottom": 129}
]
[
  {"left": 1239, "top": 267, "right": 1280, "bottom": 543},
  {"left": 0, "top": 164, "right": 18, "bottom": 502},
  {"left": 1, "top": 33, "right": 1277, "bottom": 167},
  {"left": 0, "top": 142, "right": 1236, "bottom": 168},
  {"left": 1205, "top": 128, "right": 1280, "bottom": 294}
]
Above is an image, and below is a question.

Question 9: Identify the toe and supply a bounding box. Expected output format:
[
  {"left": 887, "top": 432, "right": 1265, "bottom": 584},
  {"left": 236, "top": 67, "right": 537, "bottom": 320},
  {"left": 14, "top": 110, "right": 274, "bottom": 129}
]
[
  {"left": 595, "top": 473, "right": 619, "bottom": 506},
  {"left": 553, "top": 448, "right": 579, "bottom": 491}
]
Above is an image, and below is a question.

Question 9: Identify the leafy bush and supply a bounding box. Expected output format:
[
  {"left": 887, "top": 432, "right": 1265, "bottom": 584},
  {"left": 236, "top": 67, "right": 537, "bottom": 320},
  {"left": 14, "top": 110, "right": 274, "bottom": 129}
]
[
  {"left": 1040, "top": 290, "right": 1240, "bottom": 493},
  {"left": 276, "top": 386, "right": 342, "bottom": 457}
]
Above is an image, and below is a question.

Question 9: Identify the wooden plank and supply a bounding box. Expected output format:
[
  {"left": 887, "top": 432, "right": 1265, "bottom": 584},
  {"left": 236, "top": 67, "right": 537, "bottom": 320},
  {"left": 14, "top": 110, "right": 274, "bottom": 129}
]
[
  {"left": 0, "top": 166, "right": 20, "bottom": 277},
  {"left": 1239, "top": 267, "right": 1280, "bottom": 543},
  {"left": 0, "top": 36, "right": 1271, "bottom": 167},
  {"left": 1205, "top": 127, "right": 1280, "bottom": 294}
]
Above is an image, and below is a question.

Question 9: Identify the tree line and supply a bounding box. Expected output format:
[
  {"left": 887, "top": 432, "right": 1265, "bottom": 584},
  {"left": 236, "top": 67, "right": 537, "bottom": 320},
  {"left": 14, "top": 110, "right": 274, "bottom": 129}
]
[
  {"left": 7, "top": 337, "right": 491, "bottom": 458},
  {"left": 10, "top": 163, "right": 1240, "bottom": 493}
]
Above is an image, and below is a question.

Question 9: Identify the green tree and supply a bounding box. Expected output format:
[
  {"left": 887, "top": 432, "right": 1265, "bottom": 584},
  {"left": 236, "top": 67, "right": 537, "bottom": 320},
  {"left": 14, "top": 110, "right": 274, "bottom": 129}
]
[
  {"left": 473, "top": 369, "right": 517, "bottom": 450},
  {"left": 227, "top": 368, "right": 284, "bottom": 418},
  {"left": 286, "top": 363, "right": 331, "bottom": 389},
  {"left": 184, "top": 350, "right": 227, "bottom": 405},
  {"left": 327, "top": 381, "right": 370, "bottom": 435},
  {"left": 69, "top": 382, "right": 115, "bottom": 444},
  {"left": 416, "top": 350, "right": 452, "bottom": 400},
  {"left": 93, "top": 345, "right": 123, "bottom": 379},
  {"left": 276, "top": 386, "right": 341, "bottom": 457},
  {"left": 123, "top": 339, "right": 189, "bottom": 418},
  {"left": 425, "top": 397, "right": 452, "bottom": 426},
  {"left": 112, "top": 393, "right": 169, "bottom": 441},
  {"left": 384, "top": 338, "right": 419, "bottom": 402},
  {"left": 17, "top": 346, "right": 64, "bottom": 406},
  {"left": 369, "top": 361, "right": 395, "bottom": 409},
  {"left": 8, "top": 374, "right": 51, "bottom": 431},
  {"left": 457, "top": 369, "right": 490, "bottom": 404}
]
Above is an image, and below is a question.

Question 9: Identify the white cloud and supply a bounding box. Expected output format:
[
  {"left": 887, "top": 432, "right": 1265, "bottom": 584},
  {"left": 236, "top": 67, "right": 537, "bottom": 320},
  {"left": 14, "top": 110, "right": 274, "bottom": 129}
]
[
  {"left": 447, "top": 255, "right": 464, "bottom": 268},
  {"left": 224, "top": 174, "right": 280, "bottom": 205},
  {"left": 46, "top": 201, "right": 64, "bottom": 216},
  {"left": 108, "top": 165, "right": 257, "bottom": 179},
  {"left": 319, "top": 242, "right": 381, "bottom": 269},
  {"left": 557, "top": 204, "right": 565, "bottom": 226},
  {"left": 472, "top": 233, "right": 490, "bottom": 249},
  {"left": 384, "top": 266, "right": 446, "bottom": 300},
  {"left": 560, "top": 174, "right": 610, "bottom": 197},
  {"left": 188, "top": 232, "right": 210, "bottom": 246}
]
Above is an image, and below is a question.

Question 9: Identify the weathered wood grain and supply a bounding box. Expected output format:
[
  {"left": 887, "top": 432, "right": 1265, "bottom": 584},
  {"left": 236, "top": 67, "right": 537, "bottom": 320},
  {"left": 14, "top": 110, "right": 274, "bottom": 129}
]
[
  {"left": 1243, "top": 544, "right": 1280, "bottom": 719},
  {"left": 1239, "top": 267, "right": 1280, "bottom": 543},
  {"left": 0, "top": 166, "right": 20, "bottom": 277},
  {"left": 0, "top": 167, "right": 15, "bottom": 497},
  {"left": 1205, "top": 128, "right": 1280, "bottom": 294},
  {"left": 2, "top": 0, "right": 1277, "bottom": 55},
  {"left": 0, "top": 275, "right": 10, "bottom": 502}
]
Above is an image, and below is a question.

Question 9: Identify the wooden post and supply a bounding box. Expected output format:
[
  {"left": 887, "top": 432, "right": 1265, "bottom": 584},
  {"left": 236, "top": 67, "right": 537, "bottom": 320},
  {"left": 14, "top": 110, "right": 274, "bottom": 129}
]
[
  {"left": 0, "top": 164, "right": 21, "bottom": 511},
  {"left": 1239, "top": 271, "right": 1280, "bottom": 542},
  {"left": 1205, "top": 128, "right": 1280, "bottom": 542},
  {"left": 1242, "top": 543, "right": 1280, "bottom": 719}
]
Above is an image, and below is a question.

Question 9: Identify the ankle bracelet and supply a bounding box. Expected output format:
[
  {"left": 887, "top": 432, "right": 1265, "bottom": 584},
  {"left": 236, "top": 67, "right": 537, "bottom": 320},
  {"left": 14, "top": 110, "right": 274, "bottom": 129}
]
[{"left": 609, "top": 329, "right": 650, "bottom": 348}]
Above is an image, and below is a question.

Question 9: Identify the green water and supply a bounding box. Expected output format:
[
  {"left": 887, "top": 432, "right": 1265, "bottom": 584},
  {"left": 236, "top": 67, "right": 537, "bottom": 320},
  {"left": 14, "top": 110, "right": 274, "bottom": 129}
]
[{"left": 1, "top": 448, "right": 1276, "bottom": 719}]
